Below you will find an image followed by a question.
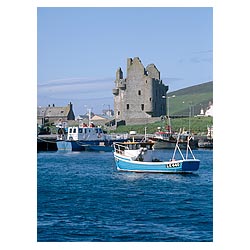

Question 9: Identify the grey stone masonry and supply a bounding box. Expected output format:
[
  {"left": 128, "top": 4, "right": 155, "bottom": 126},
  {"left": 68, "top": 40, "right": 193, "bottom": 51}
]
[{"left": 113, "top": 57, "right": 168, "bottom": 125}]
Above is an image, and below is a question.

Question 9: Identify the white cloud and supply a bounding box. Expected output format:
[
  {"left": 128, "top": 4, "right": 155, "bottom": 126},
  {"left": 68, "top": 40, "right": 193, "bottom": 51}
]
[
  {"left": 37, "top": 76, "right": 116, "bottom": 114},
  {"left": 38, "top": 76, "right": 114, "bottom": 100}
]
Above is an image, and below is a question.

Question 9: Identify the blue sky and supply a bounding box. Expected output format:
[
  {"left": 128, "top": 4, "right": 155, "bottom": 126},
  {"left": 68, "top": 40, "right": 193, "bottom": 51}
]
[{"left": 37, "top": 7, "right": 213, "bottom": 115}]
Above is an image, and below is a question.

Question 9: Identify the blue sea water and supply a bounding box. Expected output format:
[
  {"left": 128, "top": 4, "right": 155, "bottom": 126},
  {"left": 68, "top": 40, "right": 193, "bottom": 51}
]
[{"left": 37, "top": 149, "right": 213, "bottom": 242}]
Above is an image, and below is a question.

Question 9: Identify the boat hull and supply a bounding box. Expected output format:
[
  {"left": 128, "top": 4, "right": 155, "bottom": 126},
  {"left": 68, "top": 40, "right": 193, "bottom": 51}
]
[
  {"left": 153, "top": 139, "right": 198, "bottom": 149},
  {"left": 114, "top": 154, "right": 200, "bottom": 173},
  {"left": 56, "top": 140, "right": 87, "bottom": 151}
]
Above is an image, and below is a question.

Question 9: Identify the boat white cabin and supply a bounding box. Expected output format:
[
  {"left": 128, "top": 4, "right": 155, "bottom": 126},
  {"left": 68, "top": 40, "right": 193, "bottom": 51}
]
[{"left": 66, "top": 126, "right": 110, "bottom": 141}]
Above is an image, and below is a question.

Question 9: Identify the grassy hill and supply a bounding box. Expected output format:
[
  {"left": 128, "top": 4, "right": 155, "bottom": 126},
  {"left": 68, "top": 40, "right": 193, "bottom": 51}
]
[{"left": 168, "top": 81, "right": 213, "bottom": 116}]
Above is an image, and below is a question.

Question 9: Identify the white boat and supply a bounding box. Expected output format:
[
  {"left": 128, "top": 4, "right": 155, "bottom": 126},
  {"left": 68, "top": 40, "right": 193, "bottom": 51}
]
[
  {"left": 56, "top": 109, "right": 128, "bottom": 151},
  {"left": 56, "top": 124, "right": 128, "bottom": 151},
  {"left": 113, "top": 131, "right": 200, "bottom": 173}
]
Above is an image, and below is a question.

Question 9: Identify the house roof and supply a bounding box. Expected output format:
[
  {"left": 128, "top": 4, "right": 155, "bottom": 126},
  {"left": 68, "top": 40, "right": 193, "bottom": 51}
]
[{"left": 37, "top": 105, "right": 71, "bottom": 118}]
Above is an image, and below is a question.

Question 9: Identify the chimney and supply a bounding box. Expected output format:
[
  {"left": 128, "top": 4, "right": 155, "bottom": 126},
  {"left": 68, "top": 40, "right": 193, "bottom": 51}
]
[{"left": 69, "top": 102, "right": 73, "bottom": 110}]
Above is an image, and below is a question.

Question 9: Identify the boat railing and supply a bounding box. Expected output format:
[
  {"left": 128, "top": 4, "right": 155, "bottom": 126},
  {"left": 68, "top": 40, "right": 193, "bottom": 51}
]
[
  {"left": 114, "top": 143, "right": 129, "bottom": 155},
  {"left": 110, "top": 133, "right": 129, "bottom": 140}
]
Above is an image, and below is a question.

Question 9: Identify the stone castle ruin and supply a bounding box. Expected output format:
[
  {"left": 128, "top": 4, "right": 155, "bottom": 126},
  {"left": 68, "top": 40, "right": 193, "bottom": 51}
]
[{"left": 112, "top": 57, "right": 168, "bottom": 125}]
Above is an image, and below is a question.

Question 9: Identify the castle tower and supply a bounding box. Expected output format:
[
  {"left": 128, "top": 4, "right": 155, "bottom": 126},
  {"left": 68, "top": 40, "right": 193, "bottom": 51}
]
[{"left": 112, "top": 57, "right": 168, "bottom": 125}]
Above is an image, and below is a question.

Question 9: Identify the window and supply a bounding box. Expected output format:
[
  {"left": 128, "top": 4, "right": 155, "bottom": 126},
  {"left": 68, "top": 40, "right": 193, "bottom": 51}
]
[
  {"left": 149, "top": 97, "right": 152, "bottom": 102},
  {"left": 138, "top": 90, "right": 141, "bottom": 95},
  {"left": 141, "top": 104, "right": 144, "bottom": 111},
  {"left": 118, "top": 111, "right": 120, "bottom": 115},
  {"left": 127, "top": 104, "right": 129, "bottom": 110},
  {"left": 73, "top": 128, "right": 77, "bottom": 133},
  {"left": 78, "top": 128, "right": 83, "bottom": 133}
]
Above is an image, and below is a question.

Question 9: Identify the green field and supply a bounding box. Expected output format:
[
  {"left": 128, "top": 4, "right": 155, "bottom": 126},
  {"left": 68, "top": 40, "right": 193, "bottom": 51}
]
[{"left": 114, "top": 116, "right": 213, "bottom": 135}]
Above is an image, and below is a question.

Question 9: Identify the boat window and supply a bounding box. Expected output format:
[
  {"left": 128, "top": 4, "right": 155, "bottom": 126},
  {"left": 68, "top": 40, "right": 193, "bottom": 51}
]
[
  {"left": 69, "top": 128, "right": 72, "bottom": 133},
  {"left": 78, "top": 128, "right": 83, "bottom": 133},
  {"left": 73, "top": 128, "right": 76, "bottom": 133},
  {"left": 95, "top": 128, "right": 99, "bottom": 133},
  {"left": 84, "top": 128, "right": 87, "bottom": 133}
]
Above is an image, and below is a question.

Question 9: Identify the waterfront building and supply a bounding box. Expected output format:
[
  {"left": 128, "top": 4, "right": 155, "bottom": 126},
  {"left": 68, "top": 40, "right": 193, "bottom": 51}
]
[
  {"left": 112, "top": 57, "right": 168, "bottom": 125},
  {"left": 37, "top": 102, "right": 75, "bottom": 125},
  {"left": 205, "top": 103, "right": 213, "bottom": 117}
]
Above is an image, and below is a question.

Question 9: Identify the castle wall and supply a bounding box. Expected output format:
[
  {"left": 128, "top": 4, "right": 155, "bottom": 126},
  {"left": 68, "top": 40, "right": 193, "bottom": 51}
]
[{"left": 113, "top": 57, "right": 168, "bottom": 125}]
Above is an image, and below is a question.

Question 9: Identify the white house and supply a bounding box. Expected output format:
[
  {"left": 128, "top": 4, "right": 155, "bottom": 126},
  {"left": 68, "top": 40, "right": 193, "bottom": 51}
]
[{"left": 205, "top": 104, "right": 213, "bottom": 117}]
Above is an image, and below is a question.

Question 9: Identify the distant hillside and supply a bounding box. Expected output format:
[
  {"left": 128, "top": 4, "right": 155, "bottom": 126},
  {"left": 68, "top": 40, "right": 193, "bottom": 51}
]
[{"left": 168, "top": 81, "right": 213, "bottom": 116}]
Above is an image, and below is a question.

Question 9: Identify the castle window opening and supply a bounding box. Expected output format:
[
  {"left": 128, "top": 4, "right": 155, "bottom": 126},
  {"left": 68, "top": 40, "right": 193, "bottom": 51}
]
[
  {"left": 138, "top": 90, "right": 141, "bottom": 95},
  {"left": 141, "top": 104, "right": 144, "bottom": 111},
  {"left": 118, "top": 111, "right": 120, "bottom": 115},
  {"left": 127, "top": 104, "right": 130, "bottom": 110}
]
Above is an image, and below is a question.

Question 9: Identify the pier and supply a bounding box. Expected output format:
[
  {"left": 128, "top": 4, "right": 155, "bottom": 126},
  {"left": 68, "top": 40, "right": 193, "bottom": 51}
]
[{"left": 37, "top": 134, "right": 58, "bottom": 151}]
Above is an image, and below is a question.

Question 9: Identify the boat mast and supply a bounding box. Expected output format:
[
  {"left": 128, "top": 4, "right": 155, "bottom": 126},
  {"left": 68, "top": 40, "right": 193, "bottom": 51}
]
[
  {"left": 167, "top": 93, "right": 172, "bottom": 134},
  {"left": 87, "top": 108, "right": 92, "bottom": 127}
]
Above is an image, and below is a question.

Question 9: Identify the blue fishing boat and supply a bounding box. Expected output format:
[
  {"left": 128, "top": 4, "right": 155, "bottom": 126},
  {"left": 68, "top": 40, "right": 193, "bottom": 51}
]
[{"left": 113, "top": 133, "right": 200, "bottom": 173}]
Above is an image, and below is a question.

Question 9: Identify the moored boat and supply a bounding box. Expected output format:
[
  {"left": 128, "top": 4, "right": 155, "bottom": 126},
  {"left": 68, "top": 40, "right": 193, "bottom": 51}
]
[
  {"left": 113, "top": 132, "right": 200, "bottom": 173},
  {"left": 198, "top": 126, "right": 213, "bottom": 149},
  {"left": 198, "top": 139, "right": 213, "bottom": 149},
  {"left": 149, "top": 129, "right": 198, "bottom": 149},
  {"left": 56, "top": 124, "right": 128, "bottom": 151}
]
